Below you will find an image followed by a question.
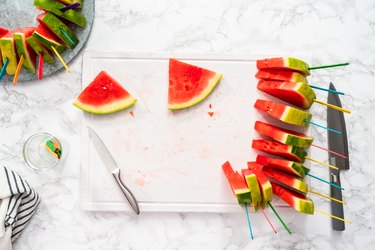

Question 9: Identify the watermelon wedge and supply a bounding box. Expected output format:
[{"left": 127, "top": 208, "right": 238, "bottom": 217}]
[
  {"left": 262, "top": 167, "right": 308, "bottom": 194},
  {"left": 257, "top": 80, "right": 316, "bottom": 109},
  {"left": 252, "top": 139, "right": 307, "bottom": 163},
  {"left": 14, "top": 27, "right": 37, "bottom": 74},
  {"left": 168, "top": 59, "right": 222, "bottom": 110},
  {"left": 256, "top": 57, "right": 310, "bottom": 76},
  {"left": 271, "top": 182, "right": 314, "bottom": 214},
  {"left": 0, "top": 27, "right": 9, "bottom": 68},
  {"left": 254, "top": 99, "right": 312, "bottom": 127},
  {"left": 32, "top": 24, "right": 66, "bottom": 53},
  {"left": 256, "top": 155, "right": 309, "bottom": 178},
  {"left": 26, "top": 36, "right": 55, "bottom": 64},
  {"left": 0, "top": 31, "right": 18, "bottom": 75},
  {"left": 56, "top": 0, "right": 83, "bottom": 7},
  {"left": 34, "top": 0, "right": 86, "bottom": 27},
  {"left": 37, "top": 13, "right": 79, "bottom": 49},
  {"left": 222, "top": 161, "right": 251, "bottom": 204},
  {"left": 255, "top": 69, "right": 308, "bottom": 83},
  {"left": 254, "top": 121, "right": 313, "bottom": 148},
  {"left": 73, "top": 71, "right": 137, "bottom": 114},
  {"left": 247, "top": 162, "right": 272, "bottom": 208},
  {"left": 241, "top": 169, "right": 261, "bottom": 211}
]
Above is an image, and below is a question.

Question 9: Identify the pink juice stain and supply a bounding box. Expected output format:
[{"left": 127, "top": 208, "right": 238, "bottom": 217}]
[{"left": 208, "top": 112, "right": 214, "bottom": 117}]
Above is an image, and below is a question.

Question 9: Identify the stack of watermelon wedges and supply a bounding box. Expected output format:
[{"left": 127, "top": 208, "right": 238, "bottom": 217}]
[{"left": 0, "top": 0, "right": 86, "bottom": 79}]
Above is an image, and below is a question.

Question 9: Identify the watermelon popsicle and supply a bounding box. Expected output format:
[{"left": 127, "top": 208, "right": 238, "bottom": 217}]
[
  {"left": 26, "top": 36, "right": 55, "bottom": 64},
  {"left": 262, "top": 167, "right": 308, "bottom": 194},
  {"left": 257, "top": 57, "right": 310, "bottom": 76},
  {"left": 14, "top": 27, "right": 37, "bottom": 74},
  {"left": 247, "top": 162, "right": 273, "bottom": 208},
  {"left": 0, "top": 31, "right": 18, "bottom": 75},
  {"left": 241, "top": 169, "right": 262, "bottom": 211},
  {"left": 32, "top": 24, "right": 66, "bottom": 53},
  {"left": 256, "top": 155, "right": 309, "bottom": 178},
  {"left": 255, "top": 69, "right": 308, "bottom": 83},
  {"left": 0, "top": 27, "right": 9, "bottom": 68},
  {"left": 222, "top": 161, "right": 251, "bottom": 204}
]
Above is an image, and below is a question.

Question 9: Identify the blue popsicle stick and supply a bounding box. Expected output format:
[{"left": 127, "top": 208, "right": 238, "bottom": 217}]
[
  {"left": 245, "top": 204, "right": 254, "bottom": 240},
  {"left": 307, "top": 173, "right": 344, "bottom": 190},
  {"left": 0, "top": 58, "right": 9, "bottom": 81},
  {"left": 304, "top": 119, "right": 342, "bottom": 134},
  {"left": 60, "top": 3, "right": 80, "bottom": 12},
  {"left": 309, "top": 84, "right": 345, "bottom": 95},
  {"left": 59, "top": 28, "right": 76, "bottom": 46}
]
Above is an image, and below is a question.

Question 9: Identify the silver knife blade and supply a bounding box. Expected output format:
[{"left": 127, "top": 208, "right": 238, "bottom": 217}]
[
  {"left": 87, "top": 126, "right": 118, "bottom": 173},
  {"left": 327, "top": 82, "right": 349, "bottom": 231}
]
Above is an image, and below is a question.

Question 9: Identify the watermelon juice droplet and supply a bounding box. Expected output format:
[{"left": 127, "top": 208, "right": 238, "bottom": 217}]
[{"left": 208, "top": 112, "right": 214, "bottom": 117}]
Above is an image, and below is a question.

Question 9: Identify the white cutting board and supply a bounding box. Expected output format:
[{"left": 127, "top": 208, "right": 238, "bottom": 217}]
[{"left": 80, "top": 52, "right": 310, "bottom": 212}]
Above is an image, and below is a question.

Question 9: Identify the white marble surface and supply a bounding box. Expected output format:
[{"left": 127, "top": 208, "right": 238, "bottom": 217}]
[{"left": 1, "top": 0, "right": 374, "bottom": 249}]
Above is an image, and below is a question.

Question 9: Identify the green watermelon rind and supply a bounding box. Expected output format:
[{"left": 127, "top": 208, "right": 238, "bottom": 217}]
[
  {"left": 294, "top": 196, "right": 314, "bottom": 214},
  {"left": 14, "top": 33, "right": 36, "bottom": 74},
  {"left": 168, "top": 73, "right": 222, "bottom": 110},
  {"left": 57, "top": 0, "right": 83, "bottom": 7},
  {"left": 290, "top": 145, "right": 307, "bottom": 162},
  {"left": 294, "top": 82, "right": 316, "bottom": 109},
  {"left": 73, "top": 96, "right": 137, "bottom": 115},
  {"left": 234, "top": 188, "right": 252, "bottom": 204},
  {"left": 0, "top": 38, "right": 18, "bottom": 75},
  {"left": 26, "top": 37, "right": 55, "bottom": 64},
  {"left": 243, "top": 172, "right": 262, "bottom": 211},
  {"left": 32, "top": 31, "right": 65, "bottom": 54},
  {"left": 286, "top": 57, "right": 310, "bottom": 76},
  {"left": 260, "top": 181, "right": 273, "bottom": 208},
  {"left": 281, "top": 106, "right": 312, "bottom": 127}
]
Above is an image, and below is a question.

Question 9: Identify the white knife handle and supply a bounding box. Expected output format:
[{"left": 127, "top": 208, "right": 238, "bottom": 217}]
[{"left": 111, "top": 168, "right": 140, "bottom": 215}]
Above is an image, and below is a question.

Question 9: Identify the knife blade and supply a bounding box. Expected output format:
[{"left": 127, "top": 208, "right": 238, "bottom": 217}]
[
  {"left": 87, "top": 126, "right": 140, "bottom": 215},
  {"left": 327, "top": 82, "right": 349, "bottom": 231}
]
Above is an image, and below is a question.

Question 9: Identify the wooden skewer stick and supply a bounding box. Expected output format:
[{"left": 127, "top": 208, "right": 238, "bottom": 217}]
[
  {"left": 311, "top": 144, "right": 348, "bottom": 159},
  {"left": 308, "top": 189, "right": 346, "bottom": 204},
  {"left": 60, "top": 3, "right": 81, "bottom": 12},
  {"left": 13, "top": 55, "right": 24, "bottom": 85},
  {"left": 308, "top": 63, "right": 349, "bottom": 70},
  {"left": 313, "top": 99, "right": 351, "bottom": 114},
  {"left": 51, "top": 46, "right": 71, "bottom": 73},
  {"left": 244, "top": 203, "right": 254, "bottom": 240},
  {"left": 309, "top": 84, "right": 345, "bottom": 95},
  {"left": 304, "top": 120, "right": 342, "bottom": 134},
  {"left": 0, "top": 58, "right": 9, "bottom": 81},
  {"left": 268, "top": 201, "right": 292, "bottom": 235},
  {"left": 307, "top": 173, "right": 344, "bottom": 190},
  {"left": 257, "top": 202, "right": 277, "bottom": 234},
  {"left": 315, "top": 209, "right": 352, "bottom": 224},
  {"left": 305, "top": 156, "right": 339, "bottom": 170},
  {"left": 59, "top": 28, "right": 76, "bottom": 46}
]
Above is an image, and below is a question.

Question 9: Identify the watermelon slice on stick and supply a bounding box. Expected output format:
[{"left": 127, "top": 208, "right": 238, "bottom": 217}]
[
  {"left": 73, "top": 71, "right": 137, "bottom": 114},
  {"left": 168, "top": 59, "right": 222, "bottom": 110},
  {"left": 247, "top": 162, "right": 273, "bottom": 208},
  {"left": 222, "top": 161, "right": 251, "bottom": 204},
  {"left": 256, "top": 57, "right": 310, "bottom": 76},
  {"left": 241, "top": 169, "right": 262, "bottom": 211},
  {"left": 254, "top": 121, "right": 313, "bottom": 148},
  {"left": 255, "top": 69, "right": 308, "bottom": 83},
  {"left": 0, "top": 31, "right": 18, "bottom": 75},
  {"left": 14, "top": 27, "right": 37, "bottom": 74},
  {"left": 256, "top": 155, "right": 309, "bottom": 178},
  {"left": 262, "top": 167, "right": 308, "bottom": 194},
  {"left": 254, "top": 99, "right": 312, "bottom": 127},
  {"left": 257, "top": 80, "right": 316, "bottom": 109},
  {"left": 0, "top": 27, "right": 9, "bottom": 68},
  {"left": 271, "top": 182, "right": 314, "bottom": 214},
  {"left": 252, "top": 139, "right": 307, "bottom": 163},
  {"left": 26, "top": 36, "right": 55, "bottom": 64},
  {"left": 32, "top": 24, "right": 66, "bottom": 53}
]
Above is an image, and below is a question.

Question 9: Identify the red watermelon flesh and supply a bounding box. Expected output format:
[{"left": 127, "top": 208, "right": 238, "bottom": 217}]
[
  {"left": 256, "top": 57, "right": 310, "bottom": 76},
  {"left": 222, "top": 161, "right": 251, "bottom": 204},
  {"left": 255, "top": 69, "right": 308, "bottom": 83},
  {"left": 256, "top": 155, "right": 309, "bottom": 178},
  {"left": 252, "top": 139, "right": 307, "bottom": 163},
  {"left": 254, "top": 99, "right": 312, "bottom": 127},
  {"left": 73, "top": 71, "right": 137, "bottom": 114},
  {"left": 247, "top": 162, "right": 272, "bottom": 208},
  {"left": 168, "top": 59, "right": 222, "bottom": 110},
  {"left": 254, "top": 120, "right": 313, "bottom": 148},
  {"left": 257, "top": 80, "right": 316, "bottom": 109},
  {"left": 262, "top": 167, "right": 308, "bottom": 194},
  {"left": 271, "top": 182, "right": 314, "bottom": 214},
  {"left": 14, "top": 27, "right": 37, "bottom": 74}
]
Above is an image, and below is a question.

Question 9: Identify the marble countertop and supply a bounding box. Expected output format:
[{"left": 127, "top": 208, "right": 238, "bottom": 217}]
[{"left": 1, "top": 0, "right": 374, "bottom": 249}]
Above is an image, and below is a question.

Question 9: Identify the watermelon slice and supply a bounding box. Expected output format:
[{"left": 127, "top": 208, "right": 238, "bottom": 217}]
[
  {"left": 257, "top": 80, "right": 316, "bottom": 109},
  {"left": 32, "top": 24, "right": 66, "bottom": 53},
  {"left": 26, "top": 36, "right": 55, "bottom": 64},
  {"left": 254, "top": 99, "right": 312, "bottom": 127},
  {"left": 222, "top": 161, "right": 251, "bottom": 204},
  {"left": 247, "top": 162, "right": 272, "bottom": 208},
  {"left": 14, "top": 27, "right": 37, "bottom": 74},
  {"left": 252, "top": 139, "right": 307, "bottom": 163},
  {"left": 271, "top": 182, "right": 314, "bottom": 214},
  {"left": 0, "top": 27, "right": 9, "bottom": 67},
  {"left": 254, "top": 121, "right": 313, "bottom": 148},
  {"left": 256, "top": 57, "right": 310, "bottom": 76},
  {"left": 73, "top": 71, "right": 137, "bottom": 114},
  {"left": 0, "top": 31, "right": 18, "bottom": 75},
  {"left": 262, "top": 167, "right": 308, "bottom": 194},
  {"left": 56, "top": 0, "right": 83, "bottom": 7},
  {"left": 168, "top": 59, "right": 222, "bottom": 110},
  {"left": 255, "top": 69, "right": 308, "bottom": 83},
  {"left": 34, "top": 0, "right": 86, "bottom": 27},
  {"left": 37, "top": 13, "right": 79, "bottom": 49},
  {"left": 256, "top": 155, "right": 309, "bottom": 178},
  {"left": 241, "top": 169, "right": 261, "bottom": 211}
]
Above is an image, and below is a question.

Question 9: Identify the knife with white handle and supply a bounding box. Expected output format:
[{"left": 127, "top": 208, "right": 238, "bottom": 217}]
[{"left": 87, "top": 126, "right": 140, "bottom": 215}]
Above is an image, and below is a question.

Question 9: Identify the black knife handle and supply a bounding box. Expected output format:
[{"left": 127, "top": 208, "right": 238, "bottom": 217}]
[{"left": 330, "top": 159, "right": 345, "bottom": 231}]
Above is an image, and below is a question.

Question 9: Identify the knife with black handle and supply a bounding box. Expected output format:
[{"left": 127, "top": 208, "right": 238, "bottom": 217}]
[{"left": 327, "top": 82, "right": 350, "bottom": 231}]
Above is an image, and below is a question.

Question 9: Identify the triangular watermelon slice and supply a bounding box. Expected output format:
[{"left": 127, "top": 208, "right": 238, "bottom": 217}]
[
  {"left": 73, "top": 71, "right": 137, "bottom": 114},
  {"left": 168, "top": 59, "right": 222, "bottom": 110},
  {"left": 0, "top": 30, "right": 18, "bottom": 75},
  {"left": 256, "top": 57, "right": 310, "bottom": 76},
  {"left": 32, "top": 24, "right": 66, "bottom": 53},
  {"left": 256, "top": 155, "right": 309, "bottom": 178},
  {"left": 241, "top": 169, "right": 261, "bottom": 211},
  {"left": 0, "top": 27, "right": 9, "bottom": 68},
  {"left": 14, "top": 27, "right": 37, "bottom": 74},
  {"left": 247, "top": 162, "right": 273, "bottom": 208}
]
